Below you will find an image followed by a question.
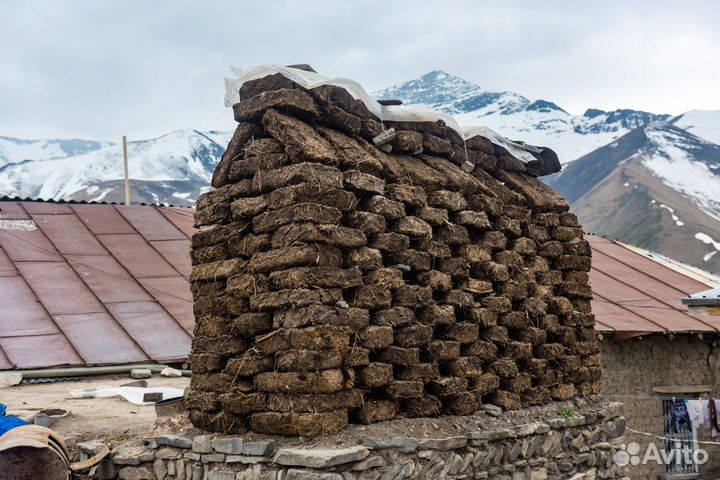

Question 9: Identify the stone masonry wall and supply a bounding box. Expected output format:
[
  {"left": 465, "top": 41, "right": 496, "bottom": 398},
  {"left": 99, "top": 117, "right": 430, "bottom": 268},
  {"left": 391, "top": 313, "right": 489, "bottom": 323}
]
[
  {"left": 105, "top": 400, "right": 627, "bottom": 480},
  {"left": 187, "top": 68, "right": 600, "bottom": 436}
]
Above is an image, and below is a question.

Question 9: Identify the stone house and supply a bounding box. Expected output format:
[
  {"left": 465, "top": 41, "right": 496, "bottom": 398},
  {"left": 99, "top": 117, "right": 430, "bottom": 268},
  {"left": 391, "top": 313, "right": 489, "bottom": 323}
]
[{"left": 589, "top": 235, "right": 720, "bottom": 479}]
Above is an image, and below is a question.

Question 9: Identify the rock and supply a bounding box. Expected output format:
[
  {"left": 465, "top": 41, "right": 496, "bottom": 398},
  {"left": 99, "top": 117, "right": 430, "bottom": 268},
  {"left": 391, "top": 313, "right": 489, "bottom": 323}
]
[
  {"left": 211, "top": 438, "right": 244, "bottom": 455},
  {"left": 483, "top": 404, "right": 502, "bottom": 416},
  {"left": 113, "top": 446, "right": 148, "bottom": 465},
  {"left": 207, "top": 470, "right": 236, "bottom": 480},
  {"left": 156, "top": 447, "right": 181, "bottom": 460},
  {"left": 417, "top": 436, "right": 468, "bottom": 451},
  {"left": 202, "top": 453, "right": 226, "bottom": 463},
  {"left": 153, "top": 459, "right": 168, "bottom": 480},
  {"left": 286, "top": 469, "right": 343, "bottom": 480},
  {"left": 193, "top": 435, "right": 214, "bottom": 454},
  {"left": 0, "top": 372, "right": 22, "bottom": 388},
  {"left": 241, "top": 441, "right": 276, "bottom": 456},
  {"left": 157, "top": 435, "right": 192, "bottom": 449},
  {"left": 361, "top": 437, "right": 418, "bottom": 453},
  {"left": 160, "top": 367, "right": 183, "bottom": 377},
  {"left": 118, "top": 466, "right": 155, "bottom": 480},
  {"left": 351, "top": 455, "right": 387, "bottom": 471},
  {"left": 130, "top": 368, "right": 152, "bottom": 379},
  {"left": 274, "top": 446, "right": 369, "bottom": 468},
  {"left": 471, "top": 429, "right": 515, "bottom": 442}
]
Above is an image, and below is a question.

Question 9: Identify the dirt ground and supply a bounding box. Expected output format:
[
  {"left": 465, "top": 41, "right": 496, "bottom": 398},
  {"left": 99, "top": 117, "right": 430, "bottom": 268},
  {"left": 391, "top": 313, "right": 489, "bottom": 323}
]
[{"left": 1, "top": 374, "right": 191, "bottom": 449}]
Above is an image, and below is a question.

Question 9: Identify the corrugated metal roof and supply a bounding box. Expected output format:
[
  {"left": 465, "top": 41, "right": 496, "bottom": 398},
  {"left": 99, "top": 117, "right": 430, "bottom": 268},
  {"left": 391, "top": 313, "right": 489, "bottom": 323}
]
[
  {"left": 0, "top": 201, "right": 193, "bottom": 369},
  {"left": 2, "top": 199, "right": 719, "bottom": 370},
  {"left": 587, "top": 235, "right": 720, "bottom": 336}
]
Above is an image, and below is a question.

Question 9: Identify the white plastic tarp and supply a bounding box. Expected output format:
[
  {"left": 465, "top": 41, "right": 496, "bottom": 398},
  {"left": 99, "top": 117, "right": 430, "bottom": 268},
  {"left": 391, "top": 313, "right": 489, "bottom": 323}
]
[
  {"left": 70, "top": 385, "right": 184, "bottom": 406},
  {"left": 224, "top": 65, "right": 542, "bottom": 164}
]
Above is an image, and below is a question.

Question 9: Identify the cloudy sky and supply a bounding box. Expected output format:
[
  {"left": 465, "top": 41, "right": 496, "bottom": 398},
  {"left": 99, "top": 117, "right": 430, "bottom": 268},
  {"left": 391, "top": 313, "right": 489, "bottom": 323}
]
[{"left": 2, "top": 0, "right": 719, "bottom": 140}]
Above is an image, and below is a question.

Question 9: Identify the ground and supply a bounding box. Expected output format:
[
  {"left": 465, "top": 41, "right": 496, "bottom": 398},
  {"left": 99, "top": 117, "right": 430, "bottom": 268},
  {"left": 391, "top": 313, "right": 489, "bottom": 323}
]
[{"left": 2, "top": 374, "right": 191, "bottom": 451}]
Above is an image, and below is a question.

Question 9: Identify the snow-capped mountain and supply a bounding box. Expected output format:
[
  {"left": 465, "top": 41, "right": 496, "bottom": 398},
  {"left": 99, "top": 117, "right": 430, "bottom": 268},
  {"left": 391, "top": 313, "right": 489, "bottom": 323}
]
[
  {"left": 0, "top": 136, "right": 110, "bottom": 168},
  {"left": 671, "top": 110, "right": 720, "bottom": 145},
  {"left": 0, "top": 129, "right": 231, "bottom": 206},
  {"left": 546, "top": 123, "right": 720, "bottom": 271},
  {"left": 374, "top": 70, "right": 669, "bottom": 162}
]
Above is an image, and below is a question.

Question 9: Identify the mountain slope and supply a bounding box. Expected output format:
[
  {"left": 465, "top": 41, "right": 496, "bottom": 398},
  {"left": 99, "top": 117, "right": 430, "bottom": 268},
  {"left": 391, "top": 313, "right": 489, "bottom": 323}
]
[
  {"left": 0, "top": 135, "right": 110, "bottom": 168},
  {"left": 374, "top": 70, "right": 669, "bottom": 162},
  {"left": 546, "top": 124, "right": 720, "bottom": 271},
  {"left": 671, "top": 110, "right": 720, "bottom": 145},
  {"left": 0, "top": 130, "right": 231, "bottom": 206}
]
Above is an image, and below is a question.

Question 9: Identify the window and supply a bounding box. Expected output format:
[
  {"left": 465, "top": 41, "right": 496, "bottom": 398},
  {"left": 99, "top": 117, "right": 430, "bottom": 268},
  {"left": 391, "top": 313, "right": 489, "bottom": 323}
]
[{"left": 662, "top": 398, "right": 699, "bottom": 476}]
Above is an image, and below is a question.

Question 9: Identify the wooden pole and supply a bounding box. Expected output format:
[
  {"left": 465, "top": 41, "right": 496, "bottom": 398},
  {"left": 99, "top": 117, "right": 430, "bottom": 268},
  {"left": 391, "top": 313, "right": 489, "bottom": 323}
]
[{"left": 122, "top": 135, "right": 131, "bottom": 206}]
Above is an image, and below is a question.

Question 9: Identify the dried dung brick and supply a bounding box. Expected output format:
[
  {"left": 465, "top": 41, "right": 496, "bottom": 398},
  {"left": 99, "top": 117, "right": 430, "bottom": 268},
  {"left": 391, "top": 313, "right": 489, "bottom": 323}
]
[
  {"left": 390, "top": 130, "right": 423, "bottom": 153},
  {"left": 369, "top": 232, "right": 410, "bottom": 253},
  {"left": 487, "top": 358, "right": 519, "bottom": 379},
  {"left": 227, "top": 273, "right": 270, "bottom": 298},
  {"left": 185, "top": 390, "right": 219, "bottom": 412},
  {"left": 189, "top": 410, "right": 247, "bottom": 435},
  {"left": 390, "top": 249, "right": 432, "bottom": 271},
  {"left": 394, "top": 324, "right": 434, "bottom": 348},
  {"left": 230, "top": 137, "right": 289, "bottom": 180},
  {"left": 254, "top": 369, "right": 348, "bottom": 394},
  {"left": 359, "top": 325, "right": 394, "bottom": 350},
  {"left": 443, "top": 290, "right": 474, "bottom": 309},
  {"left": 250, "top": 288, "right": 342, "bottom": 311},
  {"left": 377, "top": 346, "right": 420, "bottom": 366},
  {"left": 401, "top": 395, "right": 442, "bottom": 418},
  {"left": 427, "top": 190, "right": 468, "bottom": 211},
  {"left": 434, "top": 223, "right": 470, "bottom": 245},
  {"left": 344, "top": 346, "right": 370, "bottom": 367},
  {"left": 386, "top": 380, "right": 424, "bottom": 399},
  {"left": 394, "top": 285, "right": 433, "bottom": 308},
  {"left": 345, "top": 211, "right": 387, "bottom": 235},
  {"left": 468, "top": 308, "right": 497, "bottom": 328},
  {"left": 353, "top": 285, "right": 393, "bottom": 310},
  {"left": 273, "top": 305, "right": 369, "bottom": 330},
  {"left": 228, "top": 233, "right": 271, "bottom": 258},
  {"left": 463, "top": 278, "right": 493, "bottom": 295},
  {"left": 365, "top": 268, "right": 405, "bottom": 290},
  {"left": 444, "top": 356, "right": 483, "bottom": 378},
  {"left": 358, "top": 362, "right": 394, "bottom": 388},
  {"left": 503, "top": 341, "right": 533, "bottom": 361},
  {"left": 417, "top": 270, "right": 452, "bottom": 291},
  {"left": 455, "top": 210, "right": 492, "bottom": 230},
  {"left": 272, "top": 223, "right": 367, "bottom": 249},
  {"left": 249, "top": 244, "right": 341, "bottom": 272},
  {"left": 194, "top": 314, "right": 233, "bottom": 337},
  {"left": 498, "top": 311, "right": 531, "bottom": 330},
  {"left": 275, "top": 349, "right": 344, "bottom": 372},
  {"left": 480, "top": 231, "right": 508, "bottom": 250},
  {"left": 550, "top": 383, "right": 577, "bottom": 401},
  {"left": 440, "top": 323, "right": 479, "bottom": 343},
  {"left": 393, "top": 216, "right": 432, "bottom": 238},
  {"left": 472, "top": 373, "right": 501, "bottom": 395},
  {"left": 253, "top": 203, "right": 342, "bottom": 233},
  {"left": 192, "top": 335, "right": 248, "bottom": 356},
  {"left": 225, "top": 352, "right": 275, "bottom": 377},
  {"left": 461, "top": 340, "right": 497, "bottom": 361},
  {"left": 397, "top": 362, "right": 439, "bottom": 381},
  {"left": 444, "top": 391, "right": 481, "bottom": 415},
  {"left": 232, "top": 312, "right": 273, "bottom": 338},
  {"left": 262, "top": 109, "right": 337, "bottom": 164},
  {"left": 253, "top": 162, "right": 343, "bottom": 193},
  {"left": 212, "top": 123, "right": 264, "bottom": 188},
  {"left": 428, "top": 376, "right": 468, "bottom": 397},
  {"left": 220, "top": 393, "right": 268, "bottom": 415},
  {"left": 344, "top": 170, "right": 385, "bottom": 195},
  {"left": 231, "top": 196, "right": 268, "bottom": 219},
  {"left": 373, "top": 306, "right": 414, "bottom": 327},
  {"left": 385, "top": 184, "right": 427, "bottom": 207},
  {"left": 361, "top": 195, "right": 405, "bottom": 220},
  {"left": 490, "top": 390, "right": 521, "bottom": 410},
  {"left": 189, "top": 353, "right": 226, "bottom": 374},
  {"left": 266, "top": 389, "right": 364, "bottom": 413},
  {"left": 234, "top": 89, "right": 319, "bottom": 122},
  {"left": 416, "top": 206, "right": 448, "bottom": 226},
  {"left": 267, "top": 182, "right": 357, "bottom": 211},
  {"left": 419, "top": 304, "right": 456, "bottom": 326},
  {"left": 270, "top": 266, "right": 363, "bottom": 290},
  {"left": 424, "top": 340, "right": 460, "bottom": 362},
  {"left": 250, "top": 410, "right": 348, "bottom": 437},
  {"left": 190, "top": 258, "right": 246, "bottom": 282},
  {"left": 345, "top": 247, "right": 383, "bottom": 271},
  {"left": 352, "top": 400, "right": 398, "bottom": 424}
]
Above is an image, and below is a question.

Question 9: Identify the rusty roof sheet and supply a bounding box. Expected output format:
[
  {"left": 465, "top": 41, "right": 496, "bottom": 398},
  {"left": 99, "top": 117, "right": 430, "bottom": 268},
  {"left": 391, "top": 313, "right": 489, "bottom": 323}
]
[
  {"left": 2, "top": 199, "right": 720, "bottom": 370},
  {"left": 0, "top": 201, "right": 192, "bottom": 369},
  {"left": 587, "top": 235, "right": 720, "bottom": 336}
]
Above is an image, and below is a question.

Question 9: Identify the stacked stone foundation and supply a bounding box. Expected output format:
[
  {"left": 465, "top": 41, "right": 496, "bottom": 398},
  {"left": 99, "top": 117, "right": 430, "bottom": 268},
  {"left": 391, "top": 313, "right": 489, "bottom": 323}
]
[{"left": 187, "top": 69, "right": 599, "bottom": 436}]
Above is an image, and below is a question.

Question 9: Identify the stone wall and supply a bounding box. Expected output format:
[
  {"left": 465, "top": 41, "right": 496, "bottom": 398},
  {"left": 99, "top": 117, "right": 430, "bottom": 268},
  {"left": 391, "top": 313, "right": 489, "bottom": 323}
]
[
  {"left": 103, "top": 400, "right": 626, "bottom": 480},
  {"left": 602, "top": 335, "right": 720, "bottom": 479},
  {"left": 187, "top": 67, "right": 599, "bottom": 436}
]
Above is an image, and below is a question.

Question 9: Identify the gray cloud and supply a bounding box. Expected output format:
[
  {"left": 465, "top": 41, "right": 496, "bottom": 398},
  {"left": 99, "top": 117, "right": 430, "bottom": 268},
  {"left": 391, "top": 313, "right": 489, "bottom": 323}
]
[{"left": 1, "top": 0, "right": 718, "bottom": 140}]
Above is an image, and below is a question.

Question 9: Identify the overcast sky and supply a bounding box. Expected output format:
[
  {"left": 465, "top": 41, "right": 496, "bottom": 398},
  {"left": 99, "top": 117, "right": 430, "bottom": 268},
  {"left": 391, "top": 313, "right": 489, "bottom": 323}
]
[{"left": 2, "top": 0, "right": 719, "bottom": 140}]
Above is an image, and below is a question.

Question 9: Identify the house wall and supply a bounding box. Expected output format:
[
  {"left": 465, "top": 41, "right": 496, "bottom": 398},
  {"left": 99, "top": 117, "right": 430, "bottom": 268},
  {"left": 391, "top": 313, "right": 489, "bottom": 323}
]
[{"left": 602, "top": 335, "right": 720, "bottom": 480}]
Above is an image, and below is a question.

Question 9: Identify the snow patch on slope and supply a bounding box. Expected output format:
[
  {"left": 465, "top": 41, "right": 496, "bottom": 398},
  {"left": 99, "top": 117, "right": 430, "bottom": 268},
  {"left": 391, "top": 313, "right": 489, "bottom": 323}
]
[
  {"left": 696, "top": 232, "right": 720, "bottom": 262},
  {"left": 642, "top": 128, "right": 720, "bottom": 222},
  {"left": 673, "top": 110, "right": 720, "bottom": 145}
]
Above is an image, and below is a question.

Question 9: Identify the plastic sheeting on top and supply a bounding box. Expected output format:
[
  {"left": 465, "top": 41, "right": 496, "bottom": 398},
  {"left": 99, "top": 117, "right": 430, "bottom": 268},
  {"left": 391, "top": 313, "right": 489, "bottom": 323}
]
[{"left": 224, "top": 64, "right": 541, "bottom": 165}]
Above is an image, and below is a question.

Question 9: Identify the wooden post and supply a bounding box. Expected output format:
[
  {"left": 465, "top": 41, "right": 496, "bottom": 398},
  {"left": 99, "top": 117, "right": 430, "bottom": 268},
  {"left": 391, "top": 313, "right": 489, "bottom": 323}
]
[{"left": 122, "top": 135, "right": 131, "bottom": 206}]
